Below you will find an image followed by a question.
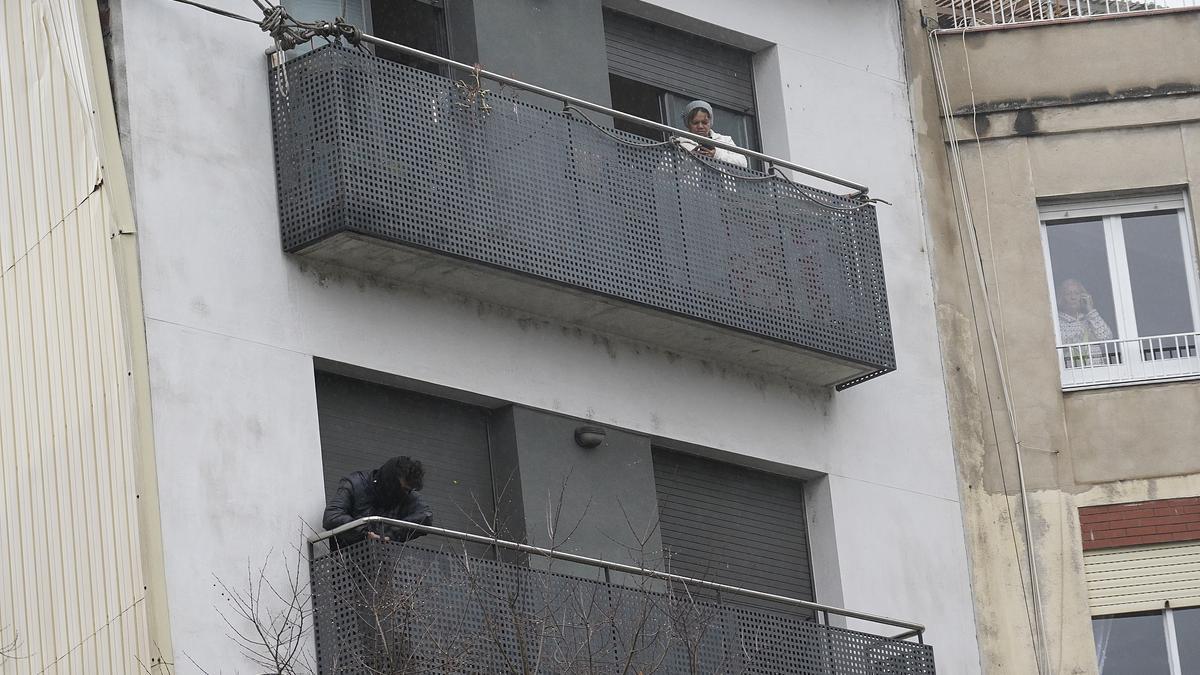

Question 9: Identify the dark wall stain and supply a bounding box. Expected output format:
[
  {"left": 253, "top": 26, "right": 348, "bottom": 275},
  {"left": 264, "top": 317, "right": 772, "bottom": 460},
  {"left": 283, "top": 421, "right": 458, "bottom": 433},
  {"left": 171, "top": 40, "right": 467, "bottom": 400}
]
[
  {"left": 1013, "top": 109, "right": 1036, "bottom": 136},
  {"left": 952, "top": 82, "right": 1200, "bottom": 116},
  {"left": 972, "top": 112, "right": 990, "bottom": 135}
]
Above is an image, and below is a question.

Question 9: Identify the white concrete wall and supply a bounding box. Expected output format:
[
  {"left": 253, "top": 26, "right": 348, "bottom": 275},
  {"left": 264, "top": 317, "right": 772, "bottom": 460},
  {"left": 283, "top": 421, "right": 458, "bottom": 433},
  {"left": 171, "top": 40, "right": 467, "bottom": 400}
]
[{"left": 115, "top": 0, "right": 981, "bottom": 672}]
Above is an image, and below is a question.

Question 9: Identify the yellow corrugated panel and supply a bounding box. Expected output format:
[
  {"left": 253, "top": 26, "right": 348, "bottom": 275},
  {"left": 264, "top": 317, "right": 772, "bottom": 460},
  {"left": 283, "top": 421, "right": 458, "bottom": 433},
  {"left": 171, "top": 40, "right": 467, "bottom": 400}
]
[
  {"left": 0, "top": 0, "right": 151, "bottom": 672},
  {"left": 1084, "top": 542, "right": 1200, "bottom": 616}
]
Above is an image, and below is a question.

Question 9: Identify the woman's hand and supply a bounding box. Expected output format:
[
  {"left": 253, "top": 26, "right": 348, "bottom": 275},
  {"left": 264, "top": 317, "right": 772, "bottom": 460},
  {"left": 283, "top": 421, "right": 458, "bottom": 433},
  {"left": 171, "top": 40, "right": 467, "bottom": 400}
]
[{"left": 694, "top": 145, "right": 716, "bottom": 158}]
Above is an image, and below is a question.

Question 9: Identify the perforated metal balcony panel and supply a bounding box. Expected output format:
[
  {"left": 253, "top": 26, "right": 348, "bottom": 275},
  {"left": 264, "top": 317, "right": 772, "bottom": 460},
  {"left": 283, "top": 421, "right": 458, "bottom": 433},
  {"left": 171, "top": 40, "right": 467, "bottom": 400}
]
[{"left": 270, "top": 46, "right": 896, "bottom": 388}]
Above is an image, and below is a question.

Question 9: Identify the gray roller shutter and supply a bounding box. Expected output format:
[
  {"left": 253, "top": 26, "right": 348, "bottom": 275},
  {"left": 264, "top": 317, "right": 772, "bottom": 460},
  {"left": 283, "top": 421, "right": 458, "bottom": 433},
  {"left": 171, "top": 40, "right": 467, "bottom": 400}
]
[
  {"left": 652, "top": 448, "right": 813, "bottom": 615},
  {"left": 604, "top": 10, "right": 756, "bottom": 115},
  {"left": 315, "top": 372, "right": 494, "bottom": 537}
]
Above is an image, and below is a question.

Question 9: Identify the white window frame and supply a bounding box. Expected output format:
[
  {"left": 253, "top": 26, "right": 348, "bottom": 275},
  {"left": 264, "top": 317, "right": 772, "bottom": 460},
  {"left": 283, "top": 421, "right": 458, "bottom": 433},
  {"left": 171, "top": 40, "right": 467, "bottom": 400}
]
[{"left": 1040, "top": 193, "right": 1200, "bottom": 390}]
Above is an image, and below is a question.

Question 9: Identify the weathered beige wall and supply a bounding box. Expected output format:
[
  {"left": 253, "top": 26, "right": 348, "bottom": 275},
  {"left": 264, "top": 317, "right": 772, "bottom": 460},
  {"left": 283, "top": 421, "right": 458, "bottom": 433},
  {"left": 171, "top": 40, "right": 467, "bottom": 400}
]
[
  {"left": 936, "top": 11, "right": 1200, "bottom": 113},
  {"left": 0, "top": 0, "right": 167, "bottom": 671},
  {"left": 1066, "top": 383, "right": 1200, "bottom": 484},
  {"left": 904, "top": 3, "right": 1200, "bottom": 674}
]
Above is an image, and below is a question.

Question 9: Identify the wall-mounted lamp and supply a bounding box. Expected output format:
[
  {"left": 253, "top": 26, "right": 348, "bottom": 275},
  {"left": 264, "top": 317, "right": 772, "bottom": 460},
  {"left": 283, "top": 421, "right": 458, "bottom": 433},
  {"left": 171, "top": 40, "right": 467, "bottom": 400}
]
[{"left": 574, "top": 425, "right": 606, "bottom": 449}]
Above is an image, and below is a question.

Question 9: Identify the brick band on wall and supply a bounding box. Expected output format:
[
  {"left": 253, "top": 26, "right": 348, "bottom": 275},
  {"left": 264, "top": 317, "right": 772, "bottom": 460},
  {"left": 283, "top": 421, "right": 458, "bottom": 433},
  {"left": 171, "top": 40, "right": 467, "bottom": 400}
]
[{"left": 1080, "top": 497, "right": 1200, "bottom": 551}]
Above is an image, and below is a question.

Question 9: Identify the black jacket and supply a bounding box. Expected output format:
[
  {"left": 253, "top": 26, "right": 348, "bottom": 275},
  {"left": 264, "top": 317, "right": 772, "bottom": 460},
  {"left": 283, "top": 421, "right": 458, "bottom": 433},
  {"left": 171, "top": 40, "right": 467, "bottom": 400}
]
[{"left": 322, "top": 470, "right": 434, "bottom": 545}]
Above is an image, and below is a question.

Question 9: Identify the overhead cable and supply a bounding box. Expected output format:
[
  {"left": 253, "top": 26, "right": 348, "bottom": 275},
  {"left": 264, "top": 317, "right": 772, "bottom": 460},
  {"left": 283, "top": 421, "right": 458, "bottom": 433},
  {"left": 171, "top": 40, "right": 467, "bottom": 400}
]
[
  {"left": 928, "top": 24, "right": 1051, "bottom": 675},
  {"left": 164, "top": 0, "right": 258, "bottom": 23}
]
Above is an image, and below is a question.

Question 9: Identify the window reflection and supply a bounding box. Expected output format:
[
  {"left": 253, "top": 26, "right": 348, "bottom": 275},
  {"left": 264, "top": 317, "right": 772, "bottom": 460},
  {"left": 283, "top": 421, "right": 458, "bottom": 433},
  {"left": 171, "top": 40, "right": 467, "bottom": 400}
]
[
  {"left": 1175, "top": 606, "right": 1200, "bottom": 674},
  {"left": 1046, "top": 218, "right": 1119, "bottom": 346},
  {"left": 1124, "top": 212, "right": 1195, "bottom": 338},
  {"left": 1093, "top": 612, "right": 1171, "bottom": 675}
]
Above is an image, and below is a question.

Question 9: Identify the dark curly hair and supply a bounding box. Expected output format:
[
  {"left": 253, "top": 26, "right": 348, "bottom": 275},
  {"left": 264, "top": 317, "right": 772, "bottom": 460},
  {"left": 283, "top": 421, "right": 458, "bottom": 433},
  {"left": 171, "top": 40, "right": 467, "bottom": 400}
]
[{"left": 377, "top": 455, "right": 425, "bottom": 503}]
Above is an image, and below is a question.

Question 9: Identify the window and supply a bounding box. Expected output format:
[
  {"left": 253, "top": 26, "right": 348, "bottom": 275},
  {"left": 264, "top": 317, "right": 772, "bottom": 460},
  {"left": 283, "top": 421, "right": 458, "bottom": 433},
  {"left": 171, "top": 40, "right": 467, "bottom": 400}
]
[
  {"left": 1085, "top": 539, "right": 1200, "bottom": 674},
  {"left": 369, "top": 0, "right": 449, "bottom": 77},
  {"left": 604, "top": 11, "right": 760, "bottom": 154},
  {"left": 608, "top": 75, "right": 758, "bottom": 152},
  {"left": 1093, "top": 607, "right": 1200, "bottom": 675},
  {"left": 1041, "top": 194, "right": 1200, "bottom": 388},
  {"left": 314, "top": 372, "right": 495, "bottom": 539},
  {"left": 283, "top": 0, "right": 449, "bottom": 74}
]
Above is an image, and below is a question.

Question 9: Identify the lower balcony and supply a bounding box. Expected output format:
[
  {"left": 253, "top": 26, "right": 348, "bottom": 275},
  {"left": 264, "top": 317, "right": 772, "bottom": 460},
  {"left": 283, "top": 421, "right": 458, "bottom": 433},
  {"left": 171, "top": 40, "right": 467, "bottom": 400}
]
[
  {"left": 308, "top": 520, "right": 936, "bottom": 674},
  {"left": 269, "top": 46, "right": 895, "bottom": 389}
]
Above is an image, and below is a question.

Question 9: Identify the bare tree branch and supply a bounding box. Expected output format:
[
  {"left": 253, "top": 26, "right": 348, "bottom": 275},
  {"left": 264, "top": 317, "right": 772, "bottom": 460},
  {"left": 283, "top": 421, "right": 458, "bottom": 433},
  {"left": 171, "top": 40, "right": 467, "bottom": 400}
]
[
  {"left": 224, "top": 476, "right": 751, "bottom": 675},
  {"left": 213, "top": 544, "right": 315, "bottom": 675}
]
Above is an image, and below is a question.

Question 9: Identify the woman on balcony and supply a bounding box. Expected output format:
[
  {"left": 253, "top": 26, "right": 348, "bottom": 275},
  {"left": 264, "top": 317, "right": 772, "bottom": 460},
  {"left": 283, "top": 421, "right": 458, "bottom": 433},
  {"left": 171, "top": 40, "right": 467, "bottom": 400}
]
[{"left": 675, "top": 100, "right": 749, "bottom": 168}]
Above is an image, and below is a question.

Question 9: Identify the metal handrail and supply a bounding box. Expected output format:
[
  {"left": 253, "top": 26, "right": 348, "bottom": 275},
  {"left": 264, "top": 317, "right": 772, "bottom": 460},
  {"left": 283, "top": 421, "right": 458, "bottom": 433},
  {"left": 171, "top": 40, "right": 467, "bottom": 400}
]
[
  {"left": 934, "top": 1, "right": 1200, "bottom": 31},
  {"left": 314, "top": 32, "right": 871, "bottom": 196},
  {"left": 307, "top": 516, "right": 926, "bottom": 642}
]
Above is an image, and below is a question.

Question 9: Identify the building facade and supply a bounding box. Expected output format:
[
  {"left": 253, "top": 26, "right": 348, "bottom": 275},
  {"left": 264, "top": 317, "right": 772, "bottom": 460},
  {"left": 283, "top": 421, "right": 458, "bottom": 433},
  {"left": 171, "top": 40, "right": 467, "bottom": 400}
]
[
  {"left": 904, "top": 2, "right": 1200, "bottom": 673},
  {"left": 4, "top": 0, "right": 984, "bottom": 672}
]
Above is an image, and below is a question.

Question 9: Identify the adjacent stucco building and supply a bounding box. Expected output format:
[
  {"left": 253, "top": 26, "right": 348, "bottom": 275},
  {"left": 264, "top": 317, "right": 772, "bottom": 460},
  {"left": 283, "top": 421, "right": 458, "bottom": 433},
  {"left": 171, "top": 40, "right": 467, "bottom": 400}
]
[{"left": 903, "top": 2, "right": 1200, "bottom": 673}]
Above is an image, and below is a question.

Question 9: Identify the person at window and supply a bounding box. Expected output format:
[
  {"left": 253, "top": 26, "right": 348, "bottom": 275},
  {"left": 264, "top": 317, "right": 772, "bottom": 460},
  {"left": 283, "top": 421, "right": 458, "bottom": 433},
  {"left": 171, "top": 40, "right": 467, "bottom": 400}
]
[
  {"left": 675, "top": 100, "right": 749, "bottom": 168},
  {"left": 1057, "top": 278, "right": 1114, "bottom": 344},
  {"left": 1057, "top": 278, "right": 1116, "bottom": 367},
  {"left": 323, "top": 455, "right": 433, "bottom": 546}
]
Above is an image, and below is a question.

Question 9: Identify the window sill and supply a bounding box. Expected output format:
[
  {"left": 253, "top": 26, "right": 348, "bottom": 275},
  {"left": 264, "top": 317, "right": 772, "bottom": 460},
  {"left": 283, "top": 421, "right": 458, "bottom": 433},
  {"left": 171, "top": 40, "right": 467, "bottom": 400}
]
[{"left": 1062, "top": 373, "right": 1200, "bottom": 393}]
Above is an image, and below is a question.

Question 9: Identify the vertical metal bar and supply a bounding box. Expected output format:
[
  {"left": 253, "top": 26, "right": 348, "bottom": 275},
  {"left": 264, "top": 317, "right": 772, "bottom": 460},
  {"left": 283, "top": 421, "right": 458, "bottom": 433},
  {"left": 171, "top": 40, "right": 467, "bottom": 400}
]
[{"left": 1165, "top": 604, "right": 1183, "bottom": 675}]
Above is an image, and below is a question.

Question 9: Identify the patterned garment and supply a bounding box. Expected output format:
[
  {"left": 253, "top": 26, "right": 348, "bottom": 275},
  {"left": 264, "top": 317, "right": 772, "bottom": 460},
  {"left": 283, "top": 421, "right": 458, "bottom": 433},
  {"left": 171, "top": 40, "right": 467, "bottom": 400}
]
[
  {"left": 1058, "top": 310, "right": 1116, "bottom": 367},
  {"left": 1058, "top": 310, "right": 1114, "bottom": 345}
]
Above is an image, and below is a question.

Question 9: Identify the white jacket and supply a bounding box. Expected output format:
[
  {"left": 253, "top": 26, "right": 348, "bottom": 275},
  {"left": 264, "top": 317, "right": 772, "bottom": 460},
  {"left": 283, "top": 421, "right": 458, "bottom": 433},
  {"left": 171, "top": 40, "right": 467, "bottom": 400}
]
[{"left": 676, "top": 130, "right": 749, "bottom": 168}]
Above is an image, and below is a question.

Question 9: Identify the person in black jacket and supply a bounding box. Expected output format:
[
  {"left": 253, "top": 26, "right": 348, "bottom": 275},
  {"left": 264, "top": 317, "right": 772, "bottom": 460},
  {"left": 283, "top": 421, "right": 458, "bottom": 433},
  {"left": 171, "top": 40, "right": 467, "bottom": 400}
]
[
  {"left": 322, "top": 455, "right": 434, "bottom": 546},
  {"left": 324, "top": 456, "right": 432, "bottom": 671}
]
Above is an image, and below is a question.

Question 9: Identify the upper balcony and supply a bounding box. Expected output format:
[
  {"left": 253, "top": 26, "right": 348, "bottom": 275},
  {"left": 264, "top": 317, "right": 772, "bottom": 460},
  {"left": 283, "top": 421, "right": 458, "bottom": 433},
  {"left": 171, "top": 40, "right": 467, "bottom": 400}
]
[{"left": 269, "top": 45, "right": 894, "bottom": 389}]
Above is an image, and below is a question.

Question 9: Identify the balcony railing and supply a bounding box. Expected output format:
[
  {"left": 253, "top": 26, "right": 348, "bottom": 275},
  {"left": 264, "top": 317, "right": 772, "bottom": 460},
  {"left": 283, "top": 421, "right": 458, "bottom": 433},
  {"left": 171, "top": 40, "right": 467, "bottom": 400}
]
[
  {"left": 1058, "top": 332, "right": 1200, "bottom": 389},
  {"left": 307, "top": 518, "right": 936, "bottom": 674},
  {"left": 268, "top": 45, "right": 895, "bottom": 389},
  {"left": 936, "top": 0, "right": 1198, "bottom": 28}
]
